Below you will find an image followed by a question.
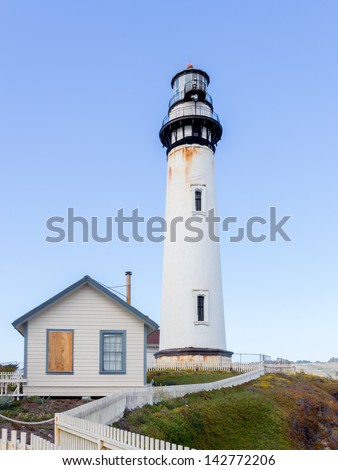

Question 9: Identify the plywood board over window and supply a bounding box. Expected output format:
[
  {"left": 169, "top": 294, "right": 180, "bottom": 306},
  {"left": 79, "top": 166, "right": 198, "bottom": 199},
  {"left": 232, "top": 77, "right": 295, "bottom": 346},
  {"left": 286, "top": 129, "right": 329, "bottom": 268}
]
[{"left": 47, "top": 329, "right": 74, "bottom": 373}]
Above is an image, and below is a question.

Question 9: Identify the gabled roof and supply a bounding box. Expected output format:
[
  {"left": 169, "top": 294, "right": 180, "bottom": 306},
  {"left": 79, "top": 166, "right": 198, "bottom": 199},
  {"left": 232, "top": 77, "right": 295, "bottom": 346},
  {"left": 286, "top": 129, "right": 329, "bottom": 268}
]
[{"left": 12, "top": 275, "right": 159, "bottom": 335}]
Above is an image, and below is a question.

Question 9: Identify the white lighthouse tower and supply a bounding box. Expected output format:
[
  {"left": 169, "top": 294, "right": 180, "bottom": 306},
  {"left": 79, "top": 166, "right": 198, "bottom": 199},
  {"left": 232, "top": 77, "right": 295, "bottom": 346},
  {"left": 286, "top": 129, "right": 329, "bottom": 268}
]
[{"left": 156, "top": 65, "right": 232, "bottom": 367}]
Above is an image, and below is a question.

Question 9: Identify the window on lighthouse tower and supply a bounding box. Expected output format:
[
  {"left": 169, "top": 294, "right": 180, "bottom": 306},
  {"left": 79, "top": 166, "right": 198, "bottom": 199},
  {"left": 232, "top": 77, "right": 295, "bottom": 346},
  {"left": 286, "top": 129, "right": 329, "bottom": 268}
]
[
  {"left": 195, "top": 190, "right": 202, "bottom": 211},
  {"left": 191, "top": 185, "right": 206, "bottom": 216},
  {"left": 197, "top": 295, "right": 205, "bottom": 322},
  {"left": 194, "top": 290, "right": 209, "bottom": 324}
]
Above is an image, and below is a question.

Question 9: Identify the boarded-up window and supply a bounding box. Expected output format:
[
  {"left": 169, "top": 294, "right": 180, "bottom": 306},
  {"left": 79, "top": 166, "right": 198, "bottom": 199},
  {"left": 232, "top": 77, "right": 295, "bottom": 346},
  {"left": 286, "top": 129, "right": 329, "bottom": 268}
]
[{"left": 47, "top": 330, "right": 73, "bottom": 373}]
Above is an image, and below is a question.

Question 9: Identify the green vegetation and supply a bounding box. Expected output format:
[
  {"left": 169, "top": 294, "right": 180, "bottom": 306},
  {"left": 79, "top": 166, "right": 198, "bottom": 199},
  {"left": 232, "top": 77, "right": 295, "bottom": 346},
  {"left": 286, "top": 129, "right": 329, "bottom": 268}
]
[
  {"left": 147, "top": 369, "right": 238, "bottom": 386},
  {"left": 0, "top": 397, "right": 85, "bottom": 442},
  {"left": 27, "top": 395, "right": 51, "bottom": 405},
  {"left": 0, "top": 363, "right": 18, "bottom": 373},
  {"left": 0, "top": 398, "right": 54, "bottom": 423},
  {"left": 0, "top": 397, "right": 15, "bottom": 410},
  {"left": 115, "top": 373, "right": 338, "bottom": 450}
]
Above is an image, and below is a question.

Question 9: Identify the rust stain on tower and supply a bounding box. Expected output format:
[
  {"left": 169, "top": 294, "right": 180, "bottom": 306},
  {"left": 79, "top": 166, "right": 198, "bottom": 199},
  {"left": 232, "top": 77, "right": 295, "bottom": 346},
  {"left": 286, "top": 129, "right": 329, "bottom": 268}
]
[
  {"left": 182, "top": 147, "right": 196, "bottom": 160},
  {"left": 182, "top": 147, "right": 196, "bottom": 180}
]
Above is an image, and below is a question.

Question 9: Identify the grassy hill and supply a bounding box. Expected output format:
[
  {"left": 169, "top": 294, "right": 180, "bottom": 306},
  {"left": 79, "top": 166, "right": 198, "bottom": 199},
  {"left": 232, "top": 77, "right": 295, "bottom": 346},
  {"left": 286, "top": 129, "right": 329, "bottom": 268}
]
[
  {"left": 114, "top": 373, "right": 338, "bottom": 450},
  {"left": 147, "top": 369, "right": 238, "bottom": 386}
]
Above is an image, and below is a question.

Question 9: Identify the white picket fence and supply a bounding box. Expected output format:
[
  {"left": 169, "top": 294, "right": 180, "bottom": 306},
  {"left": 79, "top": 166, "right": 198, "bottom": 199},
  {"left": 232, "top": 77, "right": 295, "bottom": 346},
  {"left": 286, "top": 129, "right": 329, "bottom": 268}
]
[
  {"left": 1, "top": 367, "right": 267, "bottom": 451},
  {"left": 0, "top": 373, "right": 27, "bottom": 398},
  {"left": 56, "top": 414, "right": 190, "bottom": 450},
  {"left": 148, "top": 362, "right": 263, "bottom": 373},
  {"left": 0, "top": 428, "right": 59, "bottom": 450},
  {"left": 56, "top": 368, "right": 265, "bottom": 450}
]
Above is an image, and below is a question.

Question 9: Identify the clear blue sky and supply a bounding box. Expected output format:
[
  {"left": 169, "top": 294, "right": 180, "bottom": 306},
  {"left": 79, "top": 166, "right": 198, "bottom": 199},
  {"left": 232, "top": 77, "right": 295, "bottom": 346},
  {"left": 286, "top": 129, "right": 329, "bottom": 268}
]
[{"left": 0, "top": 1, "right": 337, "bottom": 364}]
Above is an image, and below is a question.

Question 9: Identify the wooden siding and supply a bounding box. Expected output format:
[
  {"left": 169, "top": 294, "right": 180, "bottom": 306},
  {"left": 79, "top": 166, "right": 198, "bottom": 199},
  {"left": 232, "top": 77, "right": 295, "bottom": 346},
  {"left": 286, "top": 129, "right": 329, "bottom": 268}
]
[{"left": 25, "top": 284, "right": 146, "bottom": 395}]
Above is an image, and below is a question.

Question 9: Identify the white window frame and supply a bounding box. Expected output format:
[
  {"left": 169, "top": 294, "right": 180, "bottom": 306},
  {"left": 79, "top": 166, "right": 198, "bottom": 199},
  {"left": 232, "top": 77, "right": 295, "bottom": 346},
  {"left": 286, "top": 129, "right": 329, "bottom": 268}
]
[
  {"left": 191, "top": 184, "right": 206, "bottom": 216},
  {"left": 193, "top": 290, "right": 209, "bottom": 325}
]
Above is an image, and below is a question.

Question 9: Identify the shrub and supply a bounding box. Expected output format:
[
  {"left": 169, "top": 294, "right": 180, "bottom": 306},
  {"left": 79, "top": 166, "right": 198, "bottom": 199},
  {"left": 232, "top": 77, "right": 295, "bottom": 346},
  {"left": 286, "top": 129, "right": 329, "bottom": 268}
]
[
  {"left": 0, "top": 396, "right": 15, "bottom": 409},
  {"left": 0, "top": 363, "right": 19, "bottom": 373},
  {"left": 27, "top": 396, "right": 49, "bottom": 405}
]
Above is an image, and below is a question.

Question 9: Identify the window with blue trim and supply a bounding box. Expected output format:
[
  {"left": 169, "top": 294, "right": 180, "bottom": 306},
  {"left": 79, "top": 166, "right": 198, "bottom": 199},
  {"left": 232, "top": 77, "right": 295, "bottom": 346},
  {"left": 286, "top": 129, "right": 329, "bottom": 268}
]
[{"left": 100, "top": 330, "right": 126, "bottom": 374}]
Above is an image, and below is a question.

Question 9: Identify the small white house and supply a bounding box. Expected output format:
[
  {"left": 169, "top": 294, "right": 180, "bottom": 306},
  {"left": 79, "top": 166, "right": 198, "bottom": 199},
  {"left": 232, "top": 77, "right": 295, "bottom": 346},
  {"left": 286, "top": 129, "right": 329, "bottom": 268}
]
[{"left": 12, "top": 275, "right": 159, "bottom": 397}]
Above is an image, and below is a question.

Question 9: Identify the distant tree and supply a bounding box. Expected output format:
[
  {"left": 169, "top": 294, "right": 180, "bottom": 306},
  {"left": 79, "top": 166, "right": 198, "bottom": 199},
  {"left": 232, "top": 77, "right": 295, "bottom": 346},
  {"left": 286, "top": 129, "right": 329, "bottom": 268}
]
[
  {"left": 328, "top": 357, "right": 338, "bottom": 363},
  {"left": 296, "top": 360, "right": 311, "bottom": 363},
  {"left": 0, "top": 363, "right": 18, "bottom": 373}
]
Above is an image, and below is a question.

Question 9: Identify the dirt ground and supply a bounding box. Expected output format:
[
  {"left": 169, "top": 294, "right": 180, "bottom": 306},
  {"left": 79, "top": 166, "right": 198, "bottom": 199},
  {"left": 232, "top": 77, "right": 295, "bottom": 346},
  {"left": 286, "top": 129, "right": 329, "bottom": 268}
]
[{"left": 0, "top": 397, "right": 86, "bottom": 443}]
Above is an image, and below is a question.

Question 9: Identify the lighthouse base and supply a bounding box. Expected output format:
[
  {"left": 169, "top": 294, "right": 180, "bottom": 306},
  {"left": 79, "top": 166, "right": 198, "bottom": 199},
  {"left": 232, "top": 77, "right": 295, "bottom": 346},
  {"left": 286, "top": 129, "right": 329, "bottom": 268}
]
[{"left": 154, "top": 347, "right": 233, "bottom": 370}]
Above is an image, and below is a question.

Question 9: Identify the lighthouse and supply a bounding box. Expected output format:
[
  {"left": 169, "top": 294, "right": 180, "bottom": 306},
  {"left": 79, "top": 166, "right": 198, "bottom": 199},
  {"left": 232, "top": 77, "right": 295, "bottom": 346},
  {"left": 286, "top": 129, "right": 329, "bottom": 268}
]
[{"left": 156, "top": 65, "right": 233, "bottom": 367}]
